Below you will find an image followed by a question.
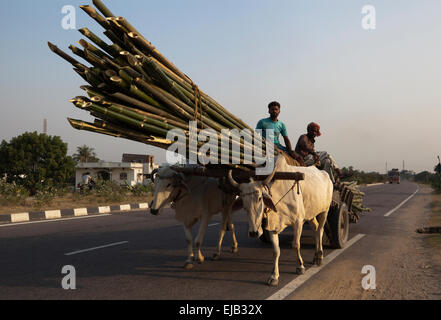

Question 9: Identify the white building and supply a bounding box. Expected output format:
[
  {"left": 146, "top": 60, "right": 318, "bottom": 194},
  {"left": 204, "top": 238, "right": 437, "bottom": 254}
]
[{"left": 75, "top": 154, "right": 158, "bottom": 188}]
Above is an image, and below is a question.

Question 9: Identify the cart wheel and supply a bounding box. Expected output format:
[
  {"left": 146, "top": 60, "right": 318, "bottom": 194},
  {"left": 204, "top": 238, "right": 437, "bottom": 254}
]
[
  {"left": 259, "top": 218, "right": 271, "bottom": 243},
  {"left": 327, "top": 203, "right": 349, "bottom": 249}
]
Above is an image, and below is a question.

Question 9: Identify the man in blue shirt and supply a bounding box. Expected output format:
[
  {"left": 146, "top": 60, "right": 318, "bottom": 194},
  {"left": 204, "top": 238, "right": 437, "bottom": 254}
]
[{"left": 256, "top": 101, "right": 304, "bottom": 165}]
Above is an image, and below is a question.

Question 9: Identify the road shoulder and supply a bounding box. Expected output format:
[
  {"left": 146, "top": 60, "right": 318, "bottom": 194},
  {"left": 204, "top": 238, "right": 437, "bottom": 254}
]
[
  {"left": 287, "top": 184, "right": 441, "bottom": 299},
  {"left": 0, "top": 202, "right": 150, "bottom": 225}
]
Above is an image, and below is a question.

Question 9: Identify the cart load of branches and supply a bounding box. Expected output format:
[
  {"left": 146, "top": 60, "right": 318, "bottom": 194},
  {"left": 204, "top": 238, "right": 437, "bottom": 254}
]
[{"left": 49, "top": 0, "right": 275, "bottom": 171}]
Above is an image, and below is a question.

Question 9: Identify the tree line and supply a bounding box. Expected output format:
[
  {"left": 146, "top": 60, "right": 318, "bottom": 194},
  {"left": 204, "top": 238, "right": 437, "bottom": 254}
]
[
  {"left": 0, "top": 132, "right": 99, "bottom": 195},
  {"left": 1, "top": 132, "right": 440, "bottom": 197}
]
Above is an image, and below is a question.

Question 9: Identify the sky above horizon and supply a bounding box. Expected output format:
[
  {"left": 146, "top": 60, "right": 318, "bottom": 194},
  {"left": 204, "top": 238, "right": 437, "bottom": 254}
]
[{"left": 1, "top": 0, "right": 440, "bottom": 173}]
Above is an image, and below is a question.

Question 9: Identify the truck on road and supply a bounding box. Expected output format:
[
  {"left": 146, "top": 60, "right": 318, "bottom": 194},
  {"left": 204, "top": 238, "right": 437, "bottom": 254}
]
[{"left": 388, "top": 169, "right": 400, "bottom": 184}]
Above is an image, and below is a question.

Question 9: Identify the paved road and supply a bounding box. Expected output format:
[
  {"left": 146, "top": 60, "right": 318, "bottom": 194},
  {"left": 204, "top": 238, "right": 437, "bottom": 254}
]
[{"left": 1, "top": 180, "right": 436, "bottom": 300}]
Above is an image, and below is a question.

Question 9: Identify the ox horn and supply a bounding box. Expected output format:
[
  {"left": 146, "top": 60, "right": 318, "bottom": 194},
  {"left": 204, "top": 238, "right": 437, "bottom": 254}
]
[
  {"left": 263, "top": 166, "right": 277, "bottom": 186},
  {"left": 228, "top": 170, "right": 240, "bottom": 189}
]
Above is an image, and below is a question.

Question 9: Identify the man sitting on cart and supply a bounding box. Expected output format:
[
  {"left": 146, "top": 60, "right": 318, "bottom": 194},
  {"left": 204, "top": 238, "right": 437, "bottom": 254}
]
[
  {"left": 256, "top": 101, "right": 304, "bottom": 166},
  {"left": 295, "top": 122, "right": 343, "bottom": 183}
]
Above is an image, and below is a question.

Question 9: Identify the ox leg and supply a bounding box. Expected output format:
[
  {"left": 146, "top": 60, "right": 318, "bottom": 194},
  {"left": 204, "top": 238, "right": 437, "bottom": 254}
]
[
  {"left": 228, "top": 214, "right": 239, "bottom": 254},
  {"left": 267, "top": 232, "right": 280, "bottom": 286},
  {"left": 213, "top": 209, "right": 238, "bottom": 260},
  {"left": 213, "top": 212, "right": 228, "bottom": 261},
  {"left": 292, "top": 221, "right": 305, "bottom": 275},
  {"left": 194, "top": 216, "right": 210, "bottom": 264},
  {"left": 313, "top": 211, "right": 328, "bottom": 266},
  {"left": 183, "top": 225, "right": 195, "bottom": 270}
]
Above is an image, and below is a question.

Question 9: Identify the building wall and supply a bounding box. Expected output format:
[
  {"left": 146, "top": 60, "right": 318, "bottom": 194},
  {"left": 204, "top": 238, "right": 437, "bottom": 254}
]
[
  {"left": 75, "top": 162, "right": 159, "bottom": 189},
  {"left": 76, "top": 168, "right": 137, "bottom": 188}
]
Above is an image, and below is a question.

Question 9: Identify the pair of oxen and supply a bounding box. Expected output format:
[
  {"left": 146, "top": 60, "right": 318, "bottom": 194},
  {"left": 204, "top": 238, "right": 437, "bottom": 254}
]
[{"left": 150, "top": 156, "right": 333, "bottom": 286}]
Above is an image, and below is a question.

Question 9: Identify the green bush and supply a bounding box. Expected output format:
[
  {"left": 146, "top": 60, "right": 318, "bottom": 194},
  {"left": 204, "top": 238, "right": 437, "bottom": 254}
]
[
  {"left": 430, "top": 175, "right": 441, "bottom": 191},
  {"left": 414, "top": 171, "right": 432, "bottom": 184},
  {"left": 34, "top": 185, "right": 58, "bottom": 206},
  {"left": 92, "top": 179, "right": 127, "bottom": 202},
  {"left": 0, "top": 180, "right": 29, "bottom": 205},
  {"left": 340, "top": 167, "right": 386, "bottom": 185},
  {"left": 126, "top": 182, "right": 154, "bottom": 197}
]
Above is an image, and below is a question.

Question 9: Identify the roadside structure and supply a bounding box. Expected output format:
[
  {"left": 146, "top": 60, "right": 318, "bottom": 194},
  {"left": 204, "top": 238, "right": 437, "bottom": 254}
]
[{"left": 75, "top": 154, "right": 158, "bottom": 188}]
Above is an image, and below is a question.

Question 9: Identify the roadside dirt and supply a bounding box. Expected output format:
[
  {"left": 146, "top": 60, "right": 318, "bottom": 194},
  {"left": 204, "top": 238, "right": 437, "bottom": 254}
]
[
  {"left": 0, "top": 193, "right": 153, "bottom": 215},
  {"left": 290, "top": 183, "right": 441, "bottom": 300}
]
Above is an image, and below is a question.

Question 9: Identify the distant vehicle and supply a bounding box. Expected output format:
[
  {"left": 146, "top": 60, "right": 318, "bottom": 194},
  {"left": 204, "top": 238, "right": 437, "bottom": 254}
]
[{"left": 388, "top": 169, "right": 400, "bottom": 184}]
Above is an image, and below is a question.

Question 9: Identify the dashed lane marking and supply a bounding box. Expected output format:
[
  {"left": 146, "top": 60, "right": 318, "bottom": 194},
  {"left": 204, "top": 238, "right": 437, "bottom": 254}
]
[
  {"left": 384, "top": 187, "right": 419, "bottom": 217},
  {"left": 65, "top": 241, "right": 129, "bottom": 256}
]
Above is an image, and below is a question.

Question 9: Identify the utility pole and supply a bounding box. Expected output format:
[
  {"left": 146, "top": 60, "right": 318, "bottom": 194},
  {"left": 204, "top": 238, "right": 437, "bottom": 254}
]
[
  {"left": 386, "top": 161, "right": 388, "bottom": 174},
  {"left": 43, "top": 119, "right": 47, "bottom": 135}
]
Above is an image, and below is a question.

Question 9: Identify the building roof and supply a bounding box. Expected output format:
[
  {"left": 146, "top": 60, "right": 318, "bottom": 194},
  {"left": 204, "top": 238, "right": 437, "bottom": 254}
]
[{"left": 122, "top": 154, "right": 154, "bottom": 163}]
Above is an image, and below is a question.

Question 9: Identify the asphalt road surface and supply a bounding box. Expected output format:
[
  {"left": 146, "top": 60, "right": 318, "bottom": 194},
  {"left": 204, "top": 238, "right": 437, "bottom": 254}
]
[{"left": 1, "top": 180, "right": 439, "bottom": 300}]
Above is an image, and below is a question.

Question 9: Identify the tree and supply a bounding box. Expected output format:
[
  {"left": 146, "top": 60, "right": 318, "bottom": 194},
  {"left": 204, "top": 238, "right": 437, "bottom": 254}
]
[
  {"left": 433, "top": 156, "right": 441, "bottom": 190},
  {"left": 73, "top": 145, "right": 99, "bottom": 163},
  {"left": 435, "top": 156, "right": 441, "bottom": 176},
  {"left": 0, "top": 132, "right": 76, "bottom": 195}
]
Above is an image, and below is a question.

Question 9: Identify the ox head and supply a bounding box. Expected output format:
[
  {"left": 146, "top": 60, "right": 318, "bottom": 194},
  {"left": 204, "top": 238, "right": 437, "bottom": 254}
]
[
  {"left": 228, "top": 168, "right": 277, "bottom": 238},
  {"left": 150, "top": 167, "right": 190, "bottom": 216}
]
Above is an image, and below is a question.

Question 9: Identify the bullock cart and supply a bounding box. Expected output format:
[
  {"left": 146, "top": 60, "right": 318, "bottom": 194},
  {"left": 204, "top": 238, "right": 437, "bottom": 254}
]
[{"left": 167, "top": 165, "right": 356, "bottom": 249}]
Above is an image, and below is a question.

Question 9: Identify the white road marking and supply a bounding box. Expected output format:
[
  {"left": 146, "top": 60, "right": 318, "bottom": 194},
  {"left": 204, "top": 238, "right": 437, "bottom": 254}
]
[
  {"left": 65, "top": 241, "right": 129, "bottom": 256},
  {"left": 0, "top": 214, "right": 111, "bottom": 228},
  {"left": 266, "top": 233, "right": 366, "bottom": 300},
  {"left": 366, "top": 182, "right": 385, "bottom": 187},
  {"left": 384, "top": 187, "right": 419, "bottom": 217}
]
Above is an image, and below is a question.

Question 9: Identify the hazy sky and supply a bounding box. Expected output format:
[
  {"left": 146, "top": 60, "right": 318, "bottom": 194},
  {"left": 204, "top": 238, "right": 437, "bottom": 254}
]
[{"left": 1, "top": 0, "right": 440, "bottom": 173}]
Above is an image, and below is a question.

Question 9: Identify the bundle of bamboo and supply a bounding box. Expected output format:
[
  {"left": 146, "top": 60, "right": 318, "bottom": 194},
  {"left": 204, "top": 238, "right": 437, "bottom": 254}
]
[
  {"left": 50, "top": 0, "right": 274, "bottom": 169},
  {"left": 339, "top": 181, "right": 371, "bottom": 222}
]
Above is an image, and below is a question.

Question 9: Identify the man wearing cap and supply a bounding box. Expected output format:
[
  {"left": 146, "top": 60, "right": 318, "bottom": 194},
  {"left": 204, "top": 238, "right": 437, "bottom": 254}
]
[
  {"left": 295, "top": 122, "right": 342, "bottom": 182},
  {"left": 256, "top": 101, "right": 304, "bottom": 166}
]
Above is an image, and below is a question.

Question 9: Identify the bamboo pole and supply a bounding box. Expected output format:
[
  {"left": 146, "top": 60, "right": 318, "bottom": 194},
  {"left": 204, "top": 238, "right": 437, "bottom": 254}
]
[
  {"left": 92, "top": 0, "right": 115, "bottom": 18},
  {"left": 70, "top": 98, "right": 260, "bottom": 164},
  {"left": 83, "top": 102, "right": 175, "bottom": 138},
  {"left": 127, "top": 32, "right": 191, "bottom": 83},
  {"left": 79, "top": 5, "right": 110, "bottom": 30},
  {"left": 68, "top": 118, "right": 173, "bottom": 149},
  {"left": 103, "top": 30, "right": 127, "bottom": 50},
  {"left": 135, "top": 51, "right": 249, "bottom": 130},
  {"left": 69, "top": 44, "right": 87, "bottom": 62},
  {"left": 101, "top": 102, "right": 188, "bottom": 132},
  {"left": 134, "top": 78, "right": 195, "bottom": 122},
  {"left": 109, "top": 91, "right": 184, "bottom": 123},
  {"left": 48, "top": 42, "right": 87, "bottom": 70}
]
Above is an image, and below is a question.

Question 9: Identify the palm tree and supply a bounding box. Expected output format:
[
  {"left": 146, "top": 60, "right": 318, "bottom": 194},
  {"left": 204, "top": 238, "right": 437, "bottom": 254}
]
[{"left": 73, "top": 145, "right": 99, "bottom": 163}]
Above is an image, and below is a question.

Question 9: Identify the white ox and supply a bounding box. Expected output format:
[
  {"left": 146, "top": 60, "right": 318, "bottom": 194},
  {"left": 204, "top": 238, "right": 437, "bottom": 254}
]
[
  {"left": 150, "top": 166, "right": 239, "bottom": 269},
  {"left": 228, "top": 156, "right": 333, "bottom": 286}
]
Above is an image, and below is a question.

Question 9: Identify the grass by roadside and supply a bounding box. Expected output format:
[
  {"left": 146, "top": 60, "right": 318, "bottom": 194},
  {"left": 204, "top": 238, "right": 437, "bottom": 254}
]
[
  {"left": 423, "top": 188, "right": 441, "bottom": 250},
  {"left": 0, "top": 192, "right": 153, "bottom": 215}
]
